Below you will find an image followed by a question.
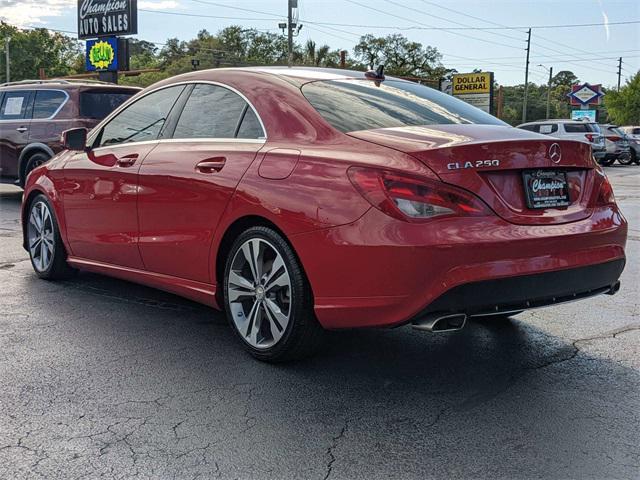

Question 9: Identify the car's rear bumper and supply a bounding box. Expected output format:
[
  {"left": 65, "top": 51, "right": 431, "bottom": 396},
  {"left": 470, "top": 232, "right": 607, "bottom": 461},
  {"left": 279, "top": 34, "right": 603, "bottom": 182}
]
[{"left": 292, "top": 205, "right": 627, "bottom": 329}]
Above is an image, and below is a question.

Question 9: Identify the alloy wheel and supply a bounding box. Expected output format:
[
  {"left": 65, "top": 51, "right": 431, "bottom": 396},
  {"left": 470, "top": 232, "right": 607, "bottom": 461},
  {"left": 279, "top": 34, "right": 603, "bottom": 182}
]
[
  {"left": 27, "top": 201, "right": 55, "bottom": 272},
  {"left": 227, "top": 238, "right": 292, "bottom": 349}
]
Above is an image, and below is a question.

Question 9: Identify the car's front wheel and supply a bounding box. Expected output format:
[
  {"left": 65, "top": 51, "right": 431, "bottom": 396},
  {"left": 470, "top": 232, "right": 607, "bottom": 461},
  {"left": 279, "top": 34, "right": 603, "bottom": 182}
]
[
  {"left": 26, "top": 194, "right": 76, "bottom": 280},
  {"left": 223, "top": 226, "right": 324, "bottom": 362}
]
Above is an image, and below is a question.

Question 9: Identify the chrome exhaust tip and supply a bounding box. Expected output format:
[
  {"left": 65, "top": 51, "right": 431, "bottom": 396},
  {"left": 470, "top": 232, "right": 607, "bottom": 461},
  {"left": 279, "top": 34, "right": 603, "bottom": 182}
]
[{"left": 412, "top": 313, "right": 467, "bottom": 333}]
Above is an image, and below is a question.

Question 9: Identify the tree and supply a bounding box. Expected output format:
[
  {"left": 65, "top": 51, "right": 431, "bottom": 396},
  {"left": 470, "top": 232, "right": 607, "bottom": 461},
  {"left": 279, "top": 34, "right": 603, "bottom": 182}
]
[
  {"left": 353, "top": 34, "right": 444, "bottom": 78},
  {"left": 605, "top": 71, "right": 640, "bottom": 125},
  {"left": 0, "top": 22, "right": 83, "bottom": 82}
]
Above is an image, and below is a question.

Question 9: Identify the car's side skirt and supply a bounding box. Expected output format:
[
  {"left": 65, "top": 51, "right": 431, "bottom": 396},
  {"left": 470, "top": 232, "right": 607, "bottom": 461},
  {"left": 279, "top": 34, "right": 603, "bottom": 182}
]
[{"left": 66, "top": 257, "right": 219, "bottom": 309}]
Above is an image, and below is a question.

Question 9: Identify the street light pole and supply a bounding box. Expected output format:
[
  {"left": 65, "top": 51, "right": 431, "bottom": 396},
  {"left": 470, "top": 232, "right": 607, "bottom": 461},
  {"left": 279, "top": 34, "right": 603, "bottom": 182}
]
[
  {"left": 539, "top": 64, "right": 553, "bottom": 120},
  {"left": 4, "top": 37, "right": 10, "bottom": 84}
]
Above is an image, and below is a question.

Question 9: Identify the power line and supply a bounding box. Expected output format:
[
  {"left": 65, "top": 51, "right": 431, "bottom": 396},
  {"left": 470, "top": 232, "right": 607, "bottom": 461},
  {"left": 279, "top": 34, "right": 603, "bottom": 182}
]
[
  {"left": 342, "top": 0, "right": 524, "bottom": 50},
  {"left": 383, "top": 0, "right": 525, "bottom": 43},
  {"left": 139, "top": 9, "right": 278, "bottom": 22},
  {"left": 185, "top": 0, "right": 283, "bottom": 19},
  {"left": 297, "top": 19, "right": 640, "bottom": 31}
]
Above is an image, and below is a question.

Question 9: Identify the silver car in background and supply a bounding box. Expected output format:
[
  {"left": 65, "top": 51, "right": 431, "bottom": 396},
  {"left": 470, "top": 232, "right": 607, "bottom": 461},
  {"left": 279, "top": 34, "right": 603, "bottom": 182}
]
[
  {"left": 619, "top": 126, "right": 640, "bottom": 165},
  {"left": 599, "top": 124, "right": 633, "bottom": 166}
]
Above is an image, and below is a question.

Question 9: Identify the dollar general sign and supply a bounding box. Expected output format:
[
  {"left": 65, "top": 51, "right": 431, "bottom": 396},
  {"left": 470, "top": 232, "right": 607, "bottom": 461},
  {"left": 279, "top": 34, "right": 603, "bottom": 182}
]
[
  {"left": 451, "top": 72, "right": 494, "bottom": 113},
  {"left": 452, "top": 73, "right": 492, "bottom": 94}
]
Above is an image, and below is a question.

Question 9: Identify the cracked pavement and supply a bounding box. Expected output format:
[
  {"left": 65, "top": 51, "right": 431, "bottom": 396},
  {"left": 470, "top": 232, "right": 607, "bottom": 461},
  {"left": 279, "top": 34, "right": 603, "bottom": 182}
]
[{"left": 0, "top": 166, "right": 638, "bottom": 479}]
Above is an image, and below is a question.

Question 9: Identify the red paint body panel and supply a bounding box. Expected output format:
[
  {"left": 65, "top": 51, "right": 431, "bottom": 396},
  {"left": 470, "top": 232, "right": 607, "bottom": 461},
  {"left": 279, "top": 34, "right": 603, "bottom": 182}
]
[
  {"left": 137, "top": 140, "right": 263, "bottom": 282},
  {"left": 20, "top": 68, "right": 628, "bottom": 331}
]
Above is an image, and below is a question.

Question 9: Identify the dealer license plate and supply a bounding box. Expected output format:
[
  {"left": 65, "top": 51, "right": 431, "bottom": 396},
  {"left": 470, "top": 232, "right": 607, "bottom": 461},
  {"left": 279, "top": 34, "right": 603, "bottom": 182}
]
[{"left": 522, "top": 170, "right": 570, "bottom": 209}]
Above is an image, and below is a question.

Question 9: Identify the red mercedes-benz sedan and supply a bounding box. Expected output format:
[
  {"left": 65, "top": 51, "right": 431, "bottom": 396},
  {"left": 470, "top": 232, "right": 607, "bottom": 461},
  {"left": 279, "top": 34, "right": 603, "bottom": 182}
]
[{"left": 21, "top": 67, "right": 627, "bottom": 361}]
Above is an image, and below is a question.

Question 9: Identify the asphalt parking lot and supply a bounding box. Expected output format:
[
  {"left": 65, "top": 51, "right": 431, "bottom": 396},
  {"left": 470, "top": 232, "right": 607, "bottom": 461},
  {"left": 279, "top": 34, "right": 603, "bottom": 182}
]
[{"left": 0, "top": 166, "right": 638, "bottom": 480}]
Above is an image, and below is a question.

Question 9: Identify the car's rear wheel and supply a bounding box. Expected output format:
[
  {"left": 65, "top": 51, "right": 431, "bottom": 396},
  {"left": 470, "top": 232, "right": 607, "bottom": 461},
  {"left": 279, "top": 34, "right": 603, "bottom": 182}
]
[
  {"left": 599, "top": 156, "right": 616, "bottom": 166},
  {"left": 223, "top": 226, "right": 324, "bottom": 362},
  {"left": 617, "top": 153, "right": 634, "bottom": 166},
  {"left": 22, "top": 152, "right": 51, "bottom": 187},
  {"left": 27, "top": 194, "right": 76, "bottom": 280}
]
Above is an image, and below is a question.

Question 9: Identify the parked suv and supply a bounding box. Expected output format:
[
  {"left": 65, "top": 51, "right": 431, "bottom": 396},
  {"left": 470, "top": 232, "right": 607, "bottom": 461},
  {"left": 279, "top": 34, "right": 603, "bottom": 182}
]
[
  {"left": 0, "top": 80, "right": 140, "bottom": 186},
  {"left": 516, "top": 119, "right": 606, "bottom": 163}
]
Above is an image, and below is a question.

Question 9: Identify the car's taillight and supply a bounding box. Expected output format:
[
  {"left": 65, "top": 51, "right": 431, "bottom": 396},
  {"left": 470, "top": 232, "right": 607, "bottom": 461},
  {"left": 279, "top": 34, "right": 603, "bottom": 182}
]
[
  {"left": 347, "top": 167, "right": 491, "bottom": 221},
  {"left": 592, "top": 171, "right": 616, "bottom": 207},
  {"left": 607, "top": 135, "right": 622, "bottom": 142},
  {"left": 585, "top": 134, "right": 595, "bottom": 141}
]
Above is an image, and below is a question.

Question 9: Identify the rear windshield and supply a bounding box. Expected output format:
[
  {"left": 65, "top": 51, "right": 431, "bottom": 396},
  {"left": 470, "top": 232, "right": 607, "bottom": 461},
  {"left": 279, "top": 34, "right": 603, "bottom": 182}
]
[
  {"left": 301, "top": 79, "right": 505, "bottom": 133},
  {"left": 80, "top": 90, "right": 136, "bottom": 119}
]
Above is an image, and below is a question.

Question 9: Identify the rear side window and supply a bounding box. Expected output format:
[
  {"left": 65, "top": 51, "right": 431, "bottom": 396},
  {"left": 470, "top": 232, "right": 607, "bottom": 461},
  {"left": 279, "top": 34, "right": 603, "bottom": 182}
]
[
  {"left": 32, "top": 90, "right": 67, "bottom": 119},
  {"left": 236, "top": 107, "right": 264, "bottom": 139},
  {"left": 632, "top": 128, "right": 640, "bottom": 135},
  {"left": 0, "top": 90, "right": 32, "bottom": 120},
  {"left": 97, "top": 85, "right": 184, "bottom": 147},
  {"left": 301, "top": 79, "right": 505, "bottom": 133},
  {"left": 80, "top": 90, "right": 136, "bottom": 119},
  {"left": 173, "top": 84, "right": 252, "bottom": 139},
  {"left": 519, "top": 124, "right": 539, "bottom": 132},
  {"left": 563, "top": 123, "right": 590, "bottom": 133}
]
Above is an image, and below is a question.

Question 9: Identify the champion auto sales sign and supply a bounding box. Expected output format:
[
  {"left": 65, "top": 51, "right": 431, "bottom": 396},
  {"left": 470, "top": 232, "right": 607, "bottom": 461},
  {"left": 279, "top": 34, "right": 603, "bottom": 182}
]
[{"left": 78, "top": 0, "right": 138, "bottom": 40}]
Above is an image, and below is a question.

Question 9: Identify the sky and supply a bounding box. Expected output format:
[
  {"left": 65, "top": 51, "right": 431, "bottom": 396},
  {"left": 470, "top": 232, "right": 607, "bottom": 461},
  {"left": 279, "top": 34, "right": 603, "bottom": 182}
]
[{"left": 1, "top": 0, "right": 639, "bottom": 87}]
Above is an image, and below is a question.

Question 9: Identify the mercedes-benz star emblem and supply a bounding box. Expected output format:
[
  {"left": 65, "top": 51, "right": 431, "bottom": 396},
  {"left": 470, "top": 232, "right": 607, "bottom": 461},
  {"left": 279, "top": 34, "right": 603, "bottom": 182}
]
[{"left": 549, "top": 143, "right": 562, "bottom": 163}]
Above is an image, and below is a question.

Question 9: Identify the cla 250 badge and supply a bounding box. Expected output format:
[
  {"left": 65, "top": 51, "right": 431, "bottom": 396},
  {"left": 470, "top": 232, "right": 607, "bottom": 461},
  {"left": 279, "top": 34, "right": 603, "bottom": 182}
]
[{"left": 447, "top": 159, "right": 500, "bottom": 170}]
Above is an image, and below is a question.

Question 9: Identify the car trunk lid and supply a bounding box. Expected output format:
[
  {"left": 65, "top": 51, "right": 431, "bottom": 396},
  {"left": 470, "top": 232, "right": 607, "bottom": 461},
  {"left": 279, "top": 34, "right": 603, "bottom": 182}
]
[{"left": 348, "top": 124, "right": 597, "bottom": 225}]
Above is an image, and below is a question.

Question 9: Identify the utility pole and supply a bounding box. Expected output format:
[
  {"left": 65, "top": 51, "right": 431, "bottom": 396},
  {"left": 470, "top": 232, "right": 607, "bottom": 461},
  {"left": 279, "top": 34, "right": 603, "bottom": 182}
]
[
  {"left": 4, "top": 37, "right": 10, "bottom": 84},
  {"left": 287, "top": 0, "right": 296, "bottom": 67},
  {"left": 617, "top": 57, "right": 622, "bottom": 91},
  {"left": 522, "top": 28, "right": 531, "bottom": 123}
]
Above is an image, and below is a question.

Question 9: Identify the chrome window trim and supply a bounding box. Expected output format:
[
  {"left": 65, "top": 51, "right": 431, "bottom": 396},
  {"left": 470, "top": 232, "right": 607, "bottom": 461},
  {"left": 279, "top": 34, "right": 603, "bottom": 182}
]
[
  {"left": 0, "top": 89, "right": 69, "bottom": 122},
  {"left": 88, "top": 80, "right": 268, "bottom": 147},
  {"left": 91, "top": 136, "right": 266, "bottom": 153}
]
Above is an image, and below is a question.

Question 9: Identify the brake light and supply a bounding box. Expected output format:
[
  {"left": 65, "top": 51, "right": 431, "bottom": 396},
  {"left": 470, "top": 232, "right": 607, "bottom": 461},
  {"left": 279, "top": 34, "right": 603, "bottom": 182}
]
[
  {"left": 592, "top": 172, "right": 616, "bottom": 207},
  {"left": 585, "top": 134, "right": 595, "bottom": 141},
  {"left": 607, "top": 135, "right": 622, "bottom": 142},
  {"left": 347, "top": 167, "right": 491, "bottom": 221}
]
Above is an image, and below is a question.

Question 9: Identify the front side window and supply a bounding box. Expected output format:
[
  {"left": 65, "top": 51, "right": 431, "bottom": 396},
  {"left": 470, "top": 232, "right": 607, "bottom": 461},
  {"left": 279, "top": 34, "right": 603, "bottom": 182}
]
[
  {"left": 0, "top": 90, "right": 32, "bottom": 120},
  {"left": 32, "top": 90, "right": 68, "bottom": 119},
  {"left": 96, "top": 85, "right": 184, "bottom": 147},
  {"left": 173, "top": 84, "right": 259, "bottom": 139},
  {"left": 301, "top": 79, "right": 505, "bottom": 133}
]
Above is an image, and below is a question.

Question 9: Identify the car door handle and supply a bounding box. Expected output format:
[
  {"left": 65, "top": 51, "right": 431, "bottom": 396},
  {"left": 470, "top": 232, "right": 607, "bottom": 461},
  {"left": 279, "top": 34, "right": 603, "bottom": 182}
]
[
  {"left": 116, "top": 154, "right": 139, "bottom": 167},
  {"left": 196, "top": 157, "right": 226, "bottom": 173},
  {"left": 16, "top": 126, "right": 28, "bottom": 133}
]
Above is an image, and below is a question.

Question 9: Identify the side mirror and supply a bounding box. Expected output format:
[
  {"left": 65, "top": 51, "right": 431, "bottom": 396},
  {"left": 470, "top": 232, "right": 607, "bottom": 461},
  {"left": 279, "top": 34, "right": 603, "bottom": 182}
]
[{"left": 61, "top": 127, "right": 88, "bottom": 151}]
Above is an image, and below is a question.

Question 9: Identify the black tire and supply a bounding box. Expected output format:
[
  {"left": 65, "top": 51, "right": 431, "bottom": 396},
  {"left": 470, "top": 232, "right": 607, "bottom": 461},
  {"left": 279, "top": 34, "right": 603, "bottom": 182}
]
[
  {"left": 26, "top": 194, "right": 76, "bottom": 280},
  {"left": 632, "top": 149, "right": 639, "bottom": 165},
  {"left": 599, "top": 157, "right": 616, "bottom": 167},
  {"left": 21, "top": 151, "right": 51, "bottom": 187},
  {"left": 617, "top": 153, "right": 634, "bottom": 166},
  {"left": 223, "top": 226, "right": 325, "bottom": 362}
]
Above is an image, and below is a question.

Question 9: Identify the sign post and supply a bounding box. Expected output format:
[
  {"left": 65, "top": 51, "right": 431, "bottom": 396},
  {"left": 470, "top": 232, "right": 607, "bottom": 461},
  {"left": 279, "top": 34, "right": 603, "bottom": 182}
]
[
  {"left": 78, "top": 0, "right": 138, "bottom": 83},
  {"left": 451, "top": 72, "right": 494, "bottom": 114}
]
